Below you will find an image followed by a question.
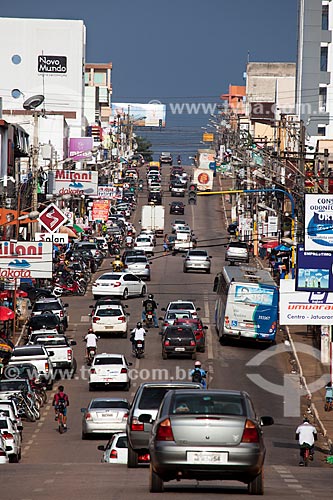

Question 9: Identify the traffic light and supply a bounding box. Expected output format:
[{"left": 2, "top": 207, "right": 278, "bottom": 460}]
[{"left": 188, "top": 183, "right": 197, "bottom": 205}]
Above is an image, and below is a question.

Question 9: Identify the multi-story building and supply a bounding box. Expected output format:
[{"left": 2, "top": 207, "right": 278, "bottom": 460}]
[{"left": 84, "top": 62, "right": 113, "bottom": 126}]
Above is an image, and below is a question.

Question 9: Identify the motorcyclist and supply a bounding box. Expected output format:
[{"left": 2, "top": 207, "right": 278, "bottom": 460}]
[
  {"left": 190, "top": 361, "right": 207, "bottom": 388},
  {"left": 125, "top": 234, "right": 134, "bottom": 247},
  {"left": 295, "top": 417, "right": 317, "bottom": 466},
  {"left": 142, "top": 294, "right": 159, "bottom": 328},
  {"left": 177, "top": 155, "right": 181, "bottom": 165},
  {"left": 130, "top": 322, "right": 146, "bottom": 352},
  {"left": 84, "top": 328, "right": 98, "bottom": 359},
  {"left": 112, "top": 254, "right": 124, "bottom": 271}
]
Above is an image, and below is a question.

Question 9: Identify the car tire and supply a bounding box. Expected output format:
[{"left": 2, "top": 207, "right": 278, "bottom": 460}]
[
  {"left": 89, "top": 384, "right": 94, "bottom": 391},
  {"left": 123, "top": 289, "right": 129, "bottom": 300},
  {"left": 122, "top": 331, "right": 128, "bottom": 339},
  {"left": 127, "top": 445, "right": 139, "bottom": 468},
  {"left": 191, "top": 352, "right": 197, "bottom": 360},
  {"left": 206, "top": 269, "right": 211, "bottom": 274},
  {"left": 248, "top": 470, "right": 264, "bottom": 495},
  {"left": 183, "top": 268, "right": 187, "bottom": 273},
  {"left": 123, "top": 381, "right": 130, "bottom": 391},
  {"left": 162, "top": 351, "right": 168, "bottom": 360},
  {"left": 200, "top": 346, "right": 206, "bottom": 353},
  {"left": 9, "top": 453, "right": 19, "bottom": 463},
  {"left": 81, "top": 431, "right": 89, "bottom": 440},
  {"left": 149, "top": 464, "right": 164, "bottom": 493},
  {"left": 141, "top": 285, "right": 147, "bottom": 297}
]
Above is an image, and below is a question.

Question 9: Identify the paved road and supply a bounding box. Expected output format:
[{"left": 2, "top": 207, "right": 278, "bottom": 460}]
[{"left": 1, "top": 168, "right": 331, "bottom": 499}]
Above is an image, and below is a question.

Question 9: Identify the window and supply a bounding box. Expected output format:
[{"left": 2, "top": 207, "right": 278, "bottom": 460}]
[
  {"left": 319, "top": 87, "right": 327, "bottom": 112},
  {"left": 94, "top": 72, "right": 106, "bottom": 85},
  {"left": 322, "top": 4, "right": 329, "bottom": 30},
  {"left": 321, "top": 46, "right": 328, "bottom": 72},
  {"left": 318, "top": 126, "right": 326, "bottom": 136}
]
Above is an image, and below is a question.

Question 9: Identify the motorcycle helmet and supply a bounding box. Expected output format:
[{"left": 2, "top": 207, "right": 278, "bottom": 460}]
[
  {"left": 303, "top": 417, "right": 310, "bottom": 423},
  {"left": 87, "top": 328, "right": 93, "bottom": 334},
  {"left": 148, "top": 294, "right": 154, "bottom": 300},
  {"left": 115, "top": 254, "right": 120, "bottom": 259},
  {"left": 137, "top": 322, "right": 142, "bottom": 328},
  {"left": 194, "top": 361, "right": 201, "bottom": 367}
]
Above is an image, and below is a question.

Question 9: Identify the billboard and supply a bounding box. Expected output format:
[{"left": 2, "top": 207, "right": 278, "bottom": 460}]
[
  {"left": 280, "top": 279, "right": 333, "bottom": 325},
  {"left": 110, "top": 102, "right": 166, "bottom": 127},
  {"left": 0, "top": 241, "right": 53, "bottom": 279},
  {"left": 92, "top": 200, "right": 111, "bottom": 221},
  {"left": 296, "top": 245, "right": 333, "bottom": 291},
  {"left": 69, "top": 137, "right": 93, "bottom": 161},
  {"left": 304, "top": 194, "right": 333, "bottom": 251},
  {"left": 98, "top": 186, "right": 123, "bottom": 199},
  {"left": 50, "top": 170, "right": 98, "bottom": 196}
]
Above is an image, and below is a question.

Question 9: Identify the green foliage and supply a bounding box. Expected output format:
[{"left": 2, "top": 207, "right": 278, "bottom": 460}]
[{"left": 135, "top": 136, "right": 153, "bottom": 162}]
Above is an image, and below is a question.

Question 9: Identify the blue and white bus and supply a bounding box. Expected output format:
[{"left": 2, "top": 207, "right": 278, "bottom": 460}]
[{"left": 213, "top": 266, "right": 279, "bottom": 344}]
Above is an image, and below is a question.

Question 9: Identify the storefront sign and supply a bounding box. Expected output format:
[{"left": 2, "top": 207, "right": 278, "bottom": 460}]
[
  {"left": 97, "top": 186, "right": 123, "bottom": 199},
  {"left": 69, "top": 138, "right": 93, "bottom": 161},
  {"left": 35, "top": 232, "right": 69, "bottom": 244},
  {"left": 38, "top": 55, "right": 67, "bottom": 74},
  {"left": 0, "top": 241, "right": 53, "bottom": 279},
  {"left": 304, "top": 194, "right": 333, "bottom": 251},
  {"left": 92, "top": 200, "right": 111, "bottom": 221},
  {"left": 50, "top": 170, "right": 98, "bottom": 196},
  {"left": 296, "top": 245, "right": 333, "bottom": 291}
]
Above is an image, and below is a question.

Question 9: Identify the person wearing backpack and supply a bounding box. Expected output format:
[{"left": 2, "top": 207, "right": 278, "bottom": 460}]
[
  {"left": 190, "top": 361, "right": 207, "bottom": 388},
  {"left": 52, "top": 385, "right": 70, "bottom": 429}
]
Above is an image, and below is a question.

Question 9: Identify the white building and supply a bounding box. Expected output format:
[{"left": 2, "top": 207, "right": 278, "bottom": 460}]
[{"left": 0, "top": 17, "right": 86, "bottom": 158}]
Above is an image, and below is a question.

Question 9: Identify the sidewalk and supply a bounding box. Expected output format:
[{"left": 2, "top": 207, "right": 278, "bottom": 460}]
[{"left": 218, "top": 173, "right": 333, "bottom": 453}]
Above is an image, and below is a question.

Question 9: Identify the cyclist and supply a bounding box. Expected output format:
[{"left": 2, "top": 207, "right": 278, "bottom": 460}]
[
  {"left": 295, "top": 417, "right": 317, "bottom": 466},
  {"left": 52, "top": 385, "right": 69, "bottom": 430},
  {"left": 190, "top": 361, "right": 207, "bottom": 388},
  {"left": 142, "top": 294, "right": 158, "bottom": 328}
]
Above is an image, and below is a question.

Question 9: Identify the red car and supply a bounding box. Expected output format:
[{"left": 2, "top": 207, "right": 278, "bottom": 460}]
[{"left": 173, "top": 318, "right": 207, "bottom": 352}]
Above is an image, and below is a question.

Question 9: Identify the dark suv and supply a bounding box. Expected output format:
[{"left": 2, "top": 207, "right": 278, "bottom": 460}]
[
  {"left": 148, "top": 192, "right": 162, "bottom": 205},
  {"left": 161, "top": 325, "right": 197, "bottom": 360}
]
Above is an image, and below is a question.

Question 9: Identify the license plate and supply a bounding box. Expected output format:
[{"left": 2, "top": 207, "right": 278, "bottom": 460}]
[
  {"left": 101, "top": 413, "right": 115, "bottom": 418},
  {"left": 187, "top": 452, "right": 228, "bottom": 464},
  {"left": 175, "top": 347, "right": 185, "bottom": 351},
  {"left": 105, "top": 326, "right": 114, "bottom": 329},
  {"left": 103, "top": 378, "right": 114, "bottom": 381}
]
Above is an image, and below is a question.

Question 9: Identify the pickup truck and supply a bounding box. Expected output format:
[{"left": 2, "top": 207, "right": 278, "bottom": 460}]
[
  {"left": 27, "top": 335, "right": 76, "bottom": 375},
  {"left": 8, "top": 345, "right": 55, "bottom": 389},
  {"left": 173, "top": 230, "right": 195, "bottom": 253}
]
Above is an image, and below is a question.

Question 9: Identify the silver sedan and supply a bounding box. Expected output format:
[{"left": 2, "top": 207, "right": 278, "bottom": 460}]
[
  {"left": 81, "top": 398, "right": 130, "bottom": 439},
  {"left": 183, "top": 249, "right": 211, "bottom": 273},
  {"left": 124, "top": 255, "right": 152, "bottom": 281}
]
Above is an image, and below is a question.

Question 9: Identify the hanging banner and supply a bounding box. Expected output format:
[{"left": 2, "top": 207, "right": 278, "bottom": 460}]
[
  {"left": 304, "top": 194, "right": 333, "bottom": 251},
  {"left": 92, "top": 200, "right": 111, "bottom": 221},
  {"left": 49, "top": 170, "right": 98, "bottom": 196},
  {"left": 97, "top": 186, "right": 123, "bottom": 199},
  {"left": 0, "top": 241, "right": 53, "bottom": 279}
]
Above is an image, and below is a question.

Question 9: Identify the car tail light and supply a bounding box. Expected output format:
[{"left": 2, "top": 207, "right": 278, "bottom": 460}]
[
  {"left": 113, "top": 281, "right": 121, "bottom": 287},
  {"left": 90, "top": 368, "right": 96, "bottom": 374},
  {"left": 138, "top": 453, "right": 150, "bottom": 462},
  {"left": 59, "top": 311, "right": 64, "bottom": 318},
  {"left": 45, "top": 362, "right": 49, "bottom": 373},
  {"left": 163, "top": 322, "right": 168, "bottom": 326},
  {"left": 122, "top": 413, "right": 129, "bottom": 420},
  {"left": 85, "top": 412, "right": 93, "bottom": 421},
  {"left": 93, "top": 317, "right": 100, "bottom": 323},
  {"left": 118, "top": 316, "right": 126, "bottom": 322},
  {"left": 120, "top": 368, "right": 127, "bottom": 374},
  {"left": 124, "top": 265, "right": 128, "bottom": 269},
  {"left": 0, "top": 450, "right": 6, "bottom": 457},
  {"left": 2, "top": 432, "right": 13, "bottom": 440},
  {"left": 92, "top": 282, "right": 98, "bottom": 287},
  {"left": 131, "top": 418, "right": 144, "bottom": 431},
  {"left": 110, "top": 449, "right": 118, "bottom": 459},
  {"left": 67, "top": 349, "right": 72, "bottom": 361},
  {"left": 225, "top": 316, "right": 230, "bottom": 327},
  {"left": 156, "top": 418, "right": 174, "bottom": 441},
  {"left": 241, "top": 420, "right": 259, "bottom": 443},
  {"left": 164, "top": 340, "right": 170, "bottom": 346},
  {"left": 190, "top": 340, "right": 196, "bottom": 346},
  {"left": 145, "top": 265, "right": 150, "bottom": 269}
]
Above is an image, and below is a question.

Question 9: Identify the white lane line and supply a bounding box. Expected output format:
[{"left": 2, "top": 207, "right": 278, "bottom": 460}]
[
  {"left": 44, "top": 479, "right": 55, "bottom": 484},
  {"left": 287, "top": 485, "right": 303, "bottom": 489},
  {"left": 55, "top": 471, "right": 64, "bottom": 475},
  {"left": 26, "top": 440, "right": 33, "bottom": 445},
  {"left": 284, "top": 479, "right": 299, "bottom": 483},
  {"left": 33, "top": 489, "right": 44, "bottom": 493}
]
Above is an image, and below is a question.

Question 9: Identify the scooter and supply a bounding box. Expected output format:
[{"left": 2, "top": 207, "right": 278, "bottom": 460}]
[
  {"left": 86, "top": 346, "right": 96, "bottom": 366},
  {"left": 134, "top": 340, "right": 144, "bottom": 359}
]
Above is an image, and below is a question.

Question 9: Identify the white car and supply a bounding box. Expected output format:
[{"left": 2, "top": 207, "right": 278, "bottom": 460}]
[
  {"left": 81, "top": 398, "right": 130, "bottom": 439},
  {"left": 0, "top": 416, "right": 22, "bottom": 462},
  {"left": 99, "top": 432, "right": 128, "bottom": 464},
  {"left": 0, "top": 434, "right": 9, "bottom": 464},
  {"left": 92, "top": 272, "right": 147, "bottom": 300},
  {"left": 91, "top": 305, "right": 128, "bottom": 337},
  {"left": 162, "top": 300, "right": 201, "bottom": 318},
  {"left": 171, "top": 220, "right": 189, "bottom": 233},
  {"left": 89, "top": 353, "right": 131, "bottom": 391},
  {"left": 139, "top": 230, "right": 156, "bottom": 245},
  {"left": 134, "top": 236, "right": 154, "bottom": 256}
]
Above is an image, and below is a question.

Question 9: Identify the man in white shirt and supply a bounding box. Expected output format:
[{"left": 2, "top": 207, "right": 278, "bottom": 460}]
[
  {"left": 130, "top": 322, "right": 146, "bottom": 352},
  {"left": 295, "top": 418, "right": 317, "bottom": 466},
  {"left": 84, "top": 329, "right": 98, "bottom": 358}
]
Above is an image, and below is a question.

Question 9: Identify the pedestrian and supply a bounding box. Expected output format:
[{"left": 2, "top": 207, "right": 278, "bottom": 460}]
[
  {"left": 258, "top": 235, "right": 266, "bottom": 259},
  {"left": 163, "top": 234, "right": 169, "bottom": 255}
]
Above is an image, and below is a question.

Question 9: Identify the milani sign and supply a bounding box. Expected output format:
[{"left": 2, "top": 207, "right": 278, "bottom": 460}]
[
  {"left": 0, "top": 241, "right": 53, "bottom": 278},
  {"left": 51, "top": 170, "right": 98, "bottom": 196}
]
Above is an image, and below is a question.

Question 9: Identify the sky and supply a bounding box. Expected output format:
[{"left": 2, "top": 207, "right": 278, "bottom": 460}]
[{"left": 1, "top": 0, "right": 298, "bottom": 156}]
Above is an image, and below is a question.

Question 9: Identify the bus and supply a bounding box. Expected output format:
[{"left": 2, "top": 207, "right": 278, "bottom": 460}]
[{"left": 213, "top": 266, "right": 279, "bottom": 344}]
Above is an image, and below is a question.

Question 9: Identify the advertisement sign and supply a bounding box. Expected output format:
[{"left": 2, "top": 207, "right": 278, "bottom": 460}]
[
  {"left": 69, "top": 138, "right": 93, "bottom": 161},
  {"left": 38, "top": 203, "right": 67, "bottom": 233},
  {"left": 110, "top": 102, "right": 166, "bottom": 127},
  {"left": 0, "top": 241, "right": 53, "bottom": 279},
  {"left": 296, "top": 245, "right": 333, "bottom": 291},
  {"left": 304, "top": 194, "right": 333, "bottom": 251},
  {"left": 92, "top": 200, "right": 111, "bottom": 221},
  {"left": 38, "top": 55, "right": 67, "bottom": 74},
  {"left": 268, "top": 216, "right": 278, "bottom": 234},
  {"left": 197, "top": 150, "right": 216, "bottom": 170},
  {"left": 50, "top": 170, "right": 98, "bottom": 196},
  {"left": 98, "top": 186, "right": 123, "bottom": 199},
  {"left": 202, "top": 132, "right": 214, "bottom": 142},
  {"left": 280, "top": 279, "right": 333, "bottom": 325},
  {"left": 193, "top": 168, "right": 214, "bottom": 191},
  {"left": 35, "top": 232, "right": 68, "bottom": 244}
]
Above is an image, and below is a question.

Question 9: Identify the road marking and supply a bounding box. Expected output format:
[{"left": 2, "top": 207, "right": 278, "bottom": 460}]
[
  {"left": 33, "top": 489, "right": 44, "bottom": 493},
  {"left": 44, "top": 479, "right": 55, "bottom": 484},
  {"left": 26, "top": 440, "right": 33, "bottom": 445}
]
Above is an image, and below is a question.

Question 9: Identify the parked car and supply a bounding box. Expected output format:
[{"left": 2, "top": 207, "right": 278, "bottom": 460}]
[
  {"left": 26, "top": 312, "right": 64, "bottom": 336},
  {"left": 161, "top": 325, "right": 197, "bottom": 360},
  {"left": 148, "top": 389, "right": 274, "bottom": 494},
  {"left": 0, "top": 416, "right": 22, "bottom": 462},
  {"left": 30, "top": 297, "right": 69, "bottom": 330},
  {"left": 8, "top": 345, "right": 55, "bottom": 389},
  {"left": 183, "top": 249, "right": 212, "bottom": 273},
  {"left": 126, "top": 382, "right": 203, "bottom": 468},
  {"left": 124, "top": 255, "right": 152, "bottom": 281},
  {"left": 89, "top": 353, "right": 131, "bottom": 391},
  {"left": 92, "top": 272, "right": 147, "bottom": 300},
  {"left": 81, "top": 398, "right": 130, "bottom": 439},
  {"left": 27, "top": 335, "right": 76, "bottom": 373},
  {"left": 225, "top": 241, "right": 249, "bottom": 264},
  {"left": 98, "top": 432, "right": 129, "bottom": 464},
  {"left": 91, "top": 305, "right": 128, "bottom": 337},
  {"left": 169, "top": 202, "right": 185, "bottom": 215},
  {"left": 0, "top": 434, "right": 9, "bottom": 464}
]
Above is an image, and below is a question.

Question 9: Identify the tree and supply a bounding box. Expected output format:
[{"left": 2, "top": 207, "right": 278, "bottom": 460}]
[{"left": 135, "top": 136, "right": 153, "bottom": 162}]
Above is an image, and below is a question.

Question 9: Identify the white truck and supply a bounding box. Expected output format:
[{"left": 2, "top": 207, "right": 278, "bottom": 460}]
[
  {"left": 174, "top": 231, "right": 194, "bottom": 253},
  {"left": 141, "top": 205, "right": 165, "bottom": 237},
  {"left": 9, "top": 345, "right": 55, "bottom": 389},
  {"left": 27, "top": 335, "right": 76, "bottom": 374},
  {"left": 192, "top": 168, "right": 214, "bottom": 191}
]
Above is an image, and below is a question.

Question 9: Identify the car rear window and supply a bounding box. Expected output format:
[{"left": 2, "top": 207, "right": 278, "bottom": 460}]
[
  {"left": 29, "top": 316, "right": 59, "bottom": 328},
  {"left": 126, "top": 257, "right": 147, "bottom": 263},
  {"left": 166, "top": 328, "right": 195, "bottom": 338},
  {"left": 189, "top": 251, "right": 207, "bottom": 257},
  {"left": 169, "top": 302, "right": 194, "bottom": 311},
  {"left": 94, "top": 357, "right": 123, "bottom": 365},
  {"left": 116, "top": 436, "right": 128, "bottom": 448},
  {"left": 78, "top": 243, "right": 97, "bottom": 250},
  {"left": 98, "top": 274, "right": 121, "bottom": 281},
  {"left": 13, "top": 347, "right": 45, "bottom": 356},
  {"left": 33, "top": 302, "right": 61, "bottom": 312},
  {"left": 0, "top": 380, "right": 29, "bottom": 392},
  {"left": 90, "top": 400, "right": 129, "bottom": 409},
  {"left": 0, "top": 420, "right": 9, "bottom": 430},
  {"left": 35, "top": 338, "right": 67, "bottom": 346},
  {"left": 95, "top": 309, "right": 122, "bottom": 317},
  {"left": 171, "top": 394, "right": 245, "bottom": 415},
  {"left": 167, "top": 311, "right": 192, "bottom": 320},
  {"left": 228, "top": 242, "right": 248, "bottom": 249},
  {"left": 137, "top": 238, "right": 150, "bottom": 243},
  {"left": 0, "top": 410, "right": 10, "bottom": 417}
]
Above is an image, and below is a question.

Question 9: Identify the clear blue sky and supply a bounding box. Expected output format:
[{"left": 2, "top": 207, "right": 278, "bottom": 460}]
[{"left": 1, "top": 0, "right": 298, "bottom": 155}]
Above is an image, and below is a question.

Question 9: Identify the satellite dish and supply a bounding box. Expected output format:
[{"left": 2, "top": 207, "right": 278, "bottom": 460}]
[{"left": 23, "top": 94, "right": 45, "bottom": 110}]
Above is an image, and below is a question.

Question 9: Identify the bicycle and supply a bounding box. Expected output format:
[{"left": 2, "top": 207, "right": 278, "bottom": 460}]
[
  {"left": 300, "top": 443, "right": 313, "bottom": 466},
  {"left": 56, "top": 404, "right": 67, "bottom": 434}
]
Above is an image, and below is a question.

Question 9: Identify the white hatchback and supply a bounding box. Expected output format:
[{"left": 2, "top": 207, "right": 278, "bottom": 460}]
[
  {"left": 89, "top": 353, "right": 131, "bottom": 391},
  {"left": 91, "top": 305, "right": 128, "bottom": 337},
  {"left": 134, "top": 236, "right": 154, "bottom": 256},
  {"left": 99, "top": 432, "right": 128, "bottom": 464},
  {"left": 92, "top": 272, "right": 147, "bottom": 300}
]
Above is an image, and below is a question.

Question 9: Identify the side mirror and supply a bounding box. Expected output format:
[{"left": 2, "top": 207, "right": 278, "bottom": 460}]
[
  {"left": 64, "top": 303, "right": 69, "bottom": 308},
  {"left": 260, "top": 416, "right": 274, "bottom": 426},
  {"left": 48, "top": 351, "right": 54, "bottom": 357},
  {"left": 97, "top": 445, "right": 106, "bottom": 451},
  {"left": 196, "top": 307, "right": 201, "bottom": 311},
  {"left": 158, "top": 317, "right": 163, "bottom": 321},
  {"left": 70, "top": 341, "right": 77, "bottom": 346},
  {"left": 88, "top": 313, "right": 92, "bottom": 317},
  {"left": 89, "top": 305, "right": 94, "bottom": 309},
  {"left": 161, "top": 308, "right": 166, "bottom": 312},
  {"left": 80, "top": 408, "right": 87, "bottom": 413},
  {"left": 209, "top": 256, "right": 212, "bottom": 258},
  {"left": 128, "top": 362, "right": 133, "bottom": 366},
  {"left": 138, "top": 413, "right": 153, "bottom": 424},
  {"left": 203, "top": 326, "right": 208, "bottom": 330}
]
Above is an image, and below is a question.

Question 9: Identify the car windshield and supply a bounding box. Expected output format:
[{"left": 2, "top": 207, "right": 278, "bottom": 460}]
[
  {"left": 166, "top": 328, "right": 194, "bottom": 338},
  {"left": 0, "top": 420, "right": 9, "bottom": 429},
  {"left": 0, "top": 380, "right": 28, "bottom": 392},
  {"left": 33, "top": 302, "right": 61, "bottom": 312},
  {"left": 95, "top": 309, "right": 122, "bottom": 317},
  {"left": 171, "top": 394, "right": 245, "bottom": 415},
  {"left": 98, "top": 274, "right": 121, "bottom": 281},
  {"left": 90, "top": 400, "right": 129, "bottom": 409},
  {"left": 94, "top": 357, "right": 123, "bottom": 365}
]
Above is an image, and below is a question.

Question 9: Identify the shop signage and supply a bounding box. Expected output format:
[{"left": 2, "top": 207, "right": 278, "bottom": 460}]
[
  {"left": 0, "top": 241, "right": 53, "bottom": 279},
  {"left": 304, "top": 194, "right": 333, "bottom": 251},
  {"left": 38, "top": 55, "right": 67, "bottom": 74},
  {"left": 50, "top": 170, "right": 98, "bottom": 196}
]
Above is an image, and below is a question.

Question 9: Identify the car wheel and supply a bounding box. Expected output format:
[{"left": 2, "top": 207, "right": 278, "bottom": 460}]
[
  {"left": 89, "top": 384, "right": 94, "bottom": 391},
  {"left": 162, "top": 350, "right": 168, "bottom": 360},
  {"left": 93, "top": 295, "right": 98, "bottom": 300},
  {"left": 123, "top": 381, "right": 130, "bottom": 391},
  {"left": 146, "top": 276, "right": 151, "bottom": 282},
  {"left": 219, "top": 335, "right": 228, "bottom": 346},
  {"left": 149, "top": 464, "right": 164, "bottom": 493},
  {"left": 206, "top": 269, "right": 211, "bottom": 274},
  {"left": 248, "top": 470, "right": 264, "bottom": 495},
  {"left": 122, "top": 330, "right": 128, "bottom": 339},
  {"left": 81, "top": 431, "right": 89, "bottom": 440},
  {"left": 9, "top": 454, "right": 19, "bottom": 463},
  {"left": 191, "top": 352, "right": 197, "bottom": 360},
  {"left": 183, "top": 267, "right": 187, "bottom": 273},
  {"left": 127, "top": 445, "right": 139, "bottom": 468},
  {"left": 141, "top": 285, "right": 147, "bottom": 297},
  {"left": 123, "top": 288, "right": 129, "bottom": 300}
]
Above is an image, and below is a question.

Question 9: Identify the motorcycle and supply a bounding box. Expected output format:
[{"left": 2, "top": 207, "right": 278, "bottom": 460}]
[
  {"left": 87, "top": 346, "right": 96, "bottom": 366},
  {"left": 144, "top": 310, "right": 154, "bottom": 328},
  {"left": 53, "top": 278, "right": 85, "bottom": 297},
  {"left": 134, "top": 340, "right": 144, "bottom": 359}
]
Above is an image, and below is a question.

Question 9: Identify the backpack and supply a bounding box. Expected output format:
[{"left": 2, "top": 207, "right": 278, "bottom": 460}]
[
  {"left": 56, "top": 393, "right": 67, "bottom": 408},
  {"left": 192, "top": 369, "right": 203, "bottom": 384}
]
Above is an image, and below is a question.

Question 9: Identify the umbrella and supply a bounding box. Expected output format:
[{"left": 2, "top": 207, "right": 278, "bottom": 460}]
[
  {"left": 262, "top": 241, "right": 279, "bottom": 249},
  {"left": 0, "top": 306, "right": 15, "bottom": 321},
  {"left": 273, "top": 244, "right": 292, "bottom": 252},
  {"left": 59, "top": 226, "right": 77, "bottom": 238},
  {"left": 73, "top": 224, "right": 84, "bottom": 234},
  {"left": 0, "top": 290, "right": 28, "bottom": 300}
]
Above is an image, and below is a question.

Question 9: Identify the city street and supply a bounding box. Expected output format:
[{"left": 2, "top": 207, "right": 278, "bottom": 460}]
[{"left": 0, "top": 171, "right": 331, "bottom": 499}]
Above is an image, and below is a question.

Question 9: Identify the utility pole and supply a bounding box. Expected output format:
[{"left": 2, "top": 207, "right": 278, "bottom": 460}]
[{"left": 324, "top": 148, "right": 329, "bottom": 193}]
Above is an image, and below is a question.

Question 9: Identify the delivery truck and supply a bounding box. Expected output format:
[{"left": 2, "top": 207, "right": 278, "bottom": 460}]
[{"left": 141, "top": 205, "right": 165, "bottom": 236}]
